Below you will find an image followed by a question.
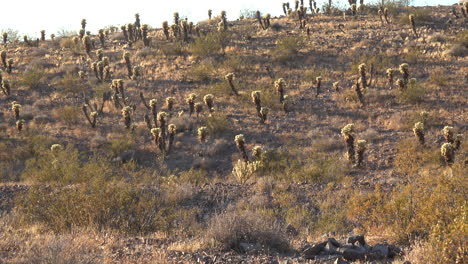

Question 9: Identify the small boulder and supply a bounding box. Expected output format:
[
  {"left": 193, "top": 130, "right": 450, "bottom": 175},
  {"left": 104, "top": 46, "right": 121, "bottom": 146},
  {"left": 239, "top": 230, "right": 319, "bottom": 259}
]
[
  {"left": 339, "top": 246, "right": 366, "bottom": 261},
  {"left": 302, "top": 241, "right": 327, "bottom": 259}
]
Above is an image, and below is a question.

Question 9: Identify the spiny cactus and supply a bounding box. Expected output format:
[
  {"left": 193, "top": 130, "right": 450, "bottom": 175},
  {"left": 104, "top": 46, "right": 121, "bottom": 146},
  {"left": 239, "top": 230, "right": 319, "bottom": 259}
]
[
  {"left": 149, "top": 99, "right": 158, "bottom": 127},
  {"left": 232, "top": 159, "right": 259, "bottom": 184},
  {"left": 151, "top": 128, "right": 163, "bottom": 151},
  {"left": 274, "top": 78, "right": 286, "bottom": 103},
  {"left": 82, "top": 35, "right": 91, "bottom": 55},
  {"left": 413, "top": 122, "right": 425, "bottom": 145},
  {"left": 81, "top": 19, "right": 87, "bottom": 30},
  {"left": 131, "top": 66, "right": 141, "bottom": 81},
  {"left": 396, "top": 79, "right": 405, "bottom": 90},
  {"left": 173, "top": 12, "right": 180, "bottom": 26},
  {"left": 378, "top": 9, "right": 384, "bottom": 24},
  {"left": 282, "top": 95, "right": 290, "bottom": 112},
  {"left": 1, "top": 50, "right": 6, "bottom": 68},
  {"left": 96, "top": 49, "right": 103, "bottom": 61},
  {"left": 443, "top": 126, "right": 455, "bottom": 143},
  {"left": 2, "top": 32, "right": 7, "bottom": 44},
  {"left": 40, "top": 30, "right": 46, "bottom": 41},
  {"left": 208, "top": 9, "right": 212, "bottom": 20},
  {"left": 23, "top": 35, "right": 30, "bottom": 46},
  {"left": 358, "top": 63, "right": 368, "bottom": 89},
  {"left": 399, "top": 63, "right": 409, "bottom": 85},
  {"left": 224, "top": 73, "right": 239, "bottom": 96},
  {"left": 158, "top": 112, "right": 168, "bottom": 150},
  {"left": 386, "top": 69, "right": 394, "bottom": 89},
  {"left": 167, "top": 124, "right": 177, "bottom": 153},
  {"left": 203, "top": 94, "right": 214, "bottom": 113},
  {"left": 252, "top": 146, "right": 263, "bottom": 161},
  {"left": 51, "top": 144, "right": 64, "bottom": 155},
  {"left": 162, "top": 21, "right": 170, "bottom": 40},
  {"left": 121, "top": 106, "right": 132, "bottom": 129},
  {"left": 6, "top": 58, "right": 12, "bottom": 74},
  {"left": 123, "top": 51, "right": 132, "bottom": 79},
  {"left": 259, "top": 107, "right": 269, "bottom": 123},
  {"left": 409, "top": 14, "right": 417, "bottom": 37},
  {"left": 383, "top": 8, "right": 390, "bottom": 24},
  {"left": 356, "top": 139, "right": 367, "bottom": 167},
  {"left": 16, "top": 119, "right": 24, "bottom": 132},
  {"left": 50, "top": 34, "right": 55, "bottom": 41},
  {"left": 282, "top": 3, "right": 288, "bottom": 15},
  {"left": 121, "top": 25, "right": 129, "bottom": 42},
  {"left": 315, "top": 76, "right": 322, "bottom": 97},
  {"left": 251, "top": 91, "right": 262, "bottom": 117},
  {"left": 454, "top": 134, "right": 463, "bottom": 150},
  {"left": 351, "top": 4, "right": 357, "bottom": 16},
  {"left": 166, "top": 97, "right": 175, "bottom": 111},
  {"left": 181, "top": 20, "right": 189, "bottom": 42},
  {"left": 220, "top": 11, "right": 228, "bottom": 31},
  {"left": 341, "top": 124, "right": 356, "bottom": 164},
  {"left": 195, "top": 102, "right": 203, "bottom": 118},
  {"left": 91, "top": 62, "right": 99, "bottom": 81},
  {"left": 82, "top": 105, "right": 97, "bottom": 128},
  {"left": 1, "top": 79, "right": 10, "bottom": 95},
  {"left": 98, "top": 29, "right": 105, "bottom": 48},
  {"left": 440, "top": 143, "right": 454, "bottom": 166},
  {"left": 97, "top": 61, "right": 104, "bottom": 81},
  {"left": 11, "top": 102, "right": 21, "bottom": 120},
  {"left": 127, "top": 23, "right": 135, "bottom": 43},
  {"left": 255, "top": 11, "right": 265, "bottom": 30},
  {"left": 187, "top": 93, "right": 197, "bottom": 116},
  {"left": 141, "top": 24, "right": 150, "bottom": 47},
  {"left": 235, "top": 134, "right": 249, "bottom": 162},
  {"left": 198, "top": 126, "right": 208, "bottom": 143},
  {"left": 263, "top": 14, "right": 271, "bottom": 29}
]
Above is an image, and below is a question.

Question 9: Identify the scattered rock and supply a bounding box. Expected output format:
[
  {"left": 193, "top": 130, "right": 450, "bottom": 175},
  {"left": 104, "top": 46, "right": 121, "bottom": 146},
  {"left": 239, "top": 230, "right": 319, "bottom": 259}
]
[{"left": 302, "top": 241, "right": 326, "bottom": 259}]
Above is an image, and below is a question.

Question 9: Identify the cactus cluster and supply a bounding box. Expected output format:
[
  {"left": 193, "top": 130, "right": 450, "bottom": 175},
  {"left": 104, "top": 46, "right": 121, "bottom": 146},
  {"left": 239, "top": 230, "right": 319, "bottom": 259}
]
[
  {"left": 274, "top": 78, "right": 286, "bottom": 103},
  {"left": 11, "top": 102, "right": 21, "bottom": 120},
  {"left": 225, "top": 73, "right": 239, "bottom": 96},
  {"left": 341, "top": 124, "right": 367, "bottom": 167},
  {"left": 235, "top": 134, "right": 249, "bottom": 162},
  {"left": 413, "top": 122, "right": 425, "bottom": 145},
  {"left": 121, "top": 106, "right": 133, "bottom": 129}
]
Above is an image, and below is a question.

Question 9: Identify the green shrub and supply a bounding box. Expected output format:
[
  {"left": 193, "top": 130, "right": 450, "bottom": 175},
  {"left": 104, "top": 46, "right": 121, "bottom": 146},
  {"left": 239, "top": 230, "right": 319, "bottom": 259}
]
[
  {"left": 205, "top": 113, "right": 230, "bottom": 135},
  {"left": 399, "top": 9, "right": 433, "bottom": 25},
  {"left": 398, "top": 80, "right": 426, "bottom": 104},
  {"left": 273, "top": 35, "right": 304, "bottom": 63},
  {"left": 53, "top": 105, "right": 81, "bottom": 126},
  {"left": 186, "top": 61, "right": 214, "bottom": 82},
  {"left": 20, "top": 66, "right": 45, "bottom": 90},
  {"left": 53, "top": 74, "right": 84, "bottom": 97},
  {"left": 159, "top": 41, "right": 185, "bottom": 57},
  {"left": 190, "top": 32, "right": 228, "bottom": 58}
]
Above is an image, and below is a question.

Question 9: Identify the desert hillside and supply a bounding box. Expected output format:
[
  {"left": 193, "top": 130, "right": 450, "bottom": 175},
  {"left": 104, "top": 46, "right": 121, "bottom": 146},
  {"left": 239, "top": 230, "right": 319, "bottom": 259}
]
[{"left": 0, "top": 1, "right": 467, "bottom": 263}]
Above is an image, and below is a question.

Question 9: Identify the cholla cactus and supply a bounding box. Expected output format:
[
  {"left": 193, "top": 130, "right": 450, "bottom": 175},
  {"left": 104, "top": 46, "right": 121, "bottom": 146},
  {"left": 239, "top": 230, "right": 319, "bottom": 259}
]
[
  {"left": 333, "top": 81, "right": 340, "bottom": 92},
  {"left": 315, "top": 76, "right": 322, "bottom": 97},
  {"left": 2, "top": 32, "right": 7, "bottom": 44},
  {"left": 40, "top": 30, "right": 46, "bottom": 41},
  {"left": 195, "top": 102, "right": 203, "bottom": 118},
  {"left": 441, "top": 143, "right": 454, "bottom": 165},
  {"left": 263, "top": 14, "right": 271, "bottom": 29},
  {"left": 282, "top": 95, "right": 290, "bottom": 112},
  {"left": 351, "top": 4, "right": 357, "bottom": 16},
  {"left": 420, "top": 111, "right": 429, "bottom": 124},
  {"left": 383, "top": 8, "right": 390, "bottom": 24},
  {"left": 166, "top": 97, "right": 175, "bottom": 111},
  {"left": 1, "top": 80, "right": 10, "bottom": 95},
  {"left": 82, "top": 35, "right": 91, "bottom": 55},
  {"left": 121, "top": 106, "right": 132, "bottom": 129},
  {"left": 173, "top": 12, "right": 180, "bottom": 26},
  {"left": 0, "top": 50, "right": 5, "bottom": 68},
  {"left": 6, "top": 58, "right": 13, "bottom": 73},
  {"left": 187, "top": 93, "right": 197, "bottom": 116},
  {"left": 356, "top": 139, "right": 367, "bottom": 167},
  {"left": 353, "top": 79, "right": 364, "bottom": 106},
  {"left": 232, "top": 159, "right": 259, "bottom": 184},
  {"left": 399, "top": 63, "right": 409, "bottom": 85},
  {"left": 396, "top": 79, "right": 405, "bottom": 90},
  {"left": 255, "top": 11, "right": 264, "bottom": 30},
  {"left": 259, "top": 107, "right": 269, "bottom": 123},
  {"left": 98, "top": 29, "right": 105, "bottom": 48},
  {"left": 16, "top": 119, "right": 24, "bottom": 132},
  {"left": 81, "top": 19, "right": 87, "bottom": 30},
  {"left": 235, "top": 134, "right": 249, "bottom": 162},
  {"left": 78, "top": 71, "right": 85, "bottom": 79},
  {"left": 91, "top": 62, "right": 99, "bottom": 80},
  {"left": 274, "top": 78, "right": 286, "bottom": 103},
  {"left": 96, "top": 61, "right": 104, "bottom": 81},
  {"left": 413, "top": 122, "right": 425, "bottom": 145},
  {"left": 149, "top": 99, "right": 157, "bottom": 126},
  {"left": 158, "top": 112, "right": 168, "bottom": 150},
  {"left": 251, "top": 91, "right": 262, "bottom": 117},
  {"left": 224, "top": 73, "right": 238, "bottom": 96},
  {"left": 220, "top": 11, "right": 228, "bottom": 31},
  {"left": 79, "top": 29, "right": 85, "bottom": 40},
  {"left": 141, "top": 24, "right": 150, "bottom": 47},
  {"left": 378, "top": 9, "right": 384, "bottom": 24},
  {"left": 208, "top": 9, "right": 212, "bottom": 20},
  {"left": 282, "top": 3, "right": 288, "bottom": 15},
  {"left": 341, "top": 124, "right": 356, "bottom": 164},
  {"left": 82, "top": 105, "right": 97, "bottom": 128},
  {"left": 127, "top": 23, "right": 135, "bottom": 43},
  {"left": 252, "top": 146, "right": 263, "bottom": 161},
  {"left": 162, "top": 21, "right": 170, "bottom": 40},
  {"left": 123, "top": 51, "right": 132, "bottom": 79},
  {"left": 121, "top": 25, "right": 129, "bottom": 42},
  {"left": 131, "top": 66, "right": 141, "bottom": 81},
  {"left": 454, "top": 134, "right": 463, "bottom": 150},
  {"left": 443, "top": 126, "right": 455, "bottom": 143},
  {"left": 167, "top": 124, "right": 177, "bottom": 153},
  {"left": 358, "top": 63, "right": 368, "bottom": 89},
  {"left": 51, "top": 144, "right": 64, "bottom": 156},
  {"left": 409, "top": 14, "right": 417, "bottom": 37},
  {"left": 203, "top": 94, "right": 214, "bottom": 113},
  {"left": 151, "top": 128, "right": 162, "bottom": 151},
  {"left": 11, "top": 102, "right": 21, "bottom": 120},
  {"left": 23, "top": 35, "right": 30, "bottom": 46},
  {"left": 198, "top": 126, "right": 208, "bottom": 143},
  {"left": 386, "top": 69, "right": 394, "bottom": 89}
]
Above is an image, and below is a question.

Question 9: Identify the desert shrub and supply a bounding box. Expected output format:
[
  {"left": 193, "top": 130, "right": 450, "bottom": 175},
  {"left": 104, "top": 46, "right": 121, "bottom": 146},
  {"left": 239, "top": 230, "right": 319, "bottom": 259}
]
[
  {"left": 60, "top": 37, "right": 81, "bottom": 54},
  {"left": 109, "top": 136, "right": 135, "bottom": 157},
  {"left": 398, "top": 79, "right": 426, "bottom": 104},
  {"left": 159, "top": 41, "right": 185, "bottom": 57},
  {"left": 454, "top": 30, "right": 468, "bottom": 47},
  {"left": 178, "top": 169, "right": 209, "bottom": 185},
  {"left": 52, "top": 105, "right": 81, "bottom": 126},
  {"left": 273, "top": 35, "right": 304, "bottom": 63},
  {"left": 204, "top": 210, "right": 290, "bottom": 253},
  {"left": 399, "top": 9, "right": 433, "bottom": 25},
  {"left": 20, "top": 65, "right": 45, "bottom": 90},
  {"left": 53, "top": 74, "right": 85, "bottom": 97},
  {"left": 205, "top": 113, "right": 230, "bottom": 135},
  {"left": 190, "top": 32, "right": 228, "bottom": 58},
  {"left": 221, "top": 54, "right": 247, "bottom": 74},
  {"left": 186, "top": 61, "right": 214, "bottom": 82}
]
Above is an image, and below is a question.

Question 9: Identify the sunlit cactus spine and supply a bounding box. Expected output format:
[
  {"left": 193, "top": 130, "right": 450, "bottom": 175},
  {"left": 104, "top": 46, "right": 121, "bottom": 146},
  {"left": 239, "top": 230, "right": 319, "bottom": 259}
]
[
  {"left": 443, "top": 126, "right": 455, "bottom": 144},
  {"left": 166, "top": 97, "right": 175, "bottom": 111},
  {"left": 150, "top": 99, "right": 157, "bottom": 127},
  {"left": 123, "top": 51, "right": 132, "bottom": 79},
  {"left": 396, "top": 79, "right": 404, "bottom": 90},
  {"left": 252, "top": 146, "right": 263, "bottom": 161},
  {"left": 251, "top": 91, "right": 262, "bottom": 117},
  {"left": 259, "top": 107, "right": 269, "bottom": 124},
  {"left": 16, "top": 119, "right": 24, "bottom": 132},
  {"left": 315, "top": 76, "right": 322, "bottom": 97},
  {"left": 399, "top": 63, "right": 409, "bottom": 85},
  {"left": 40, "top": 30, "right": 46, "bottom": 41},
  {"left": 333, "top": 81, "right": 340, "bottom": 92},
  {"left": 341, "top": 124, "right": 356, "bottom": 164},
  {"left": 187, "top": 93, "right": 197, "bottom": 117},
  {"left": 356, "top": 139, "right": 367, "bottom": 167},
  {"left": 282, "top": 95, "right": 290, "bottom": 112},
  {"left": 98, "top": 29, "right": 105, "bottom": 48},
  {"left": 203, "top": 94, "right": 214, "bottom": 113},
  {"left": 235, "top": 134, "right": 249, "bottom": 162},
  {"left": 1, "top": 79, "right": 10, "bottom": 95},
  {"left": 195, "top": 102, "right": 203, "bottom": 118},
  {"left": 1, "top": 50, "right": 6, "bottom": 68},
  {"left": 409, "top": 14, "right": 417, "bottom": 37},
  {"left": 358, "top": 63, "right": 368, "bottom": 89},
  {"left": 208, "top": 9, "right": 212, "bottom": 20},
  {"left": 454, "top": 134, "right": 463, "bottom": 150},
  {"left": 440, "top": 143, "right": 454, "bottom": 166},
  {"left": 11, "top": 102, "right": 21, "bottom": 120},
  {"left": 2, "top": 32, "right": 7, "bottom": 44},
  {"left": 225, "top": 73, "right": 239, "bottom": 96},
  {"left": 158, "top": 112, "right": 168, "bottom": 150},
  {"left": 198, "top": 126, "right": 207, "bottom": 143},
  {"left": 413, "top": 122, "right": 425, "bottom": 145},
  {"left": 121, "top": 106, "right": 132, "bottom": 129},
  {"left": 274, "top": 78, "right": 286, "bottom": 103},
  {"left": 151, "top": 128, "right": 162, "bottom": 151}
]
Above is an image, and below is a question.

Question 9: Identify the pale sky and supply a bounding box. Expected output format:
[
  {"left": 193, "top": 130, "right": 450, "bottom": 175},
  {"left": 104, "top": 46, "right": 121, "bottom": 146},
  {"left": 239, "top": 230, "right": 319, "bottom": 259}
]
[{"left": 0, "top": 0, "right": 456, "bottom": 37}]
